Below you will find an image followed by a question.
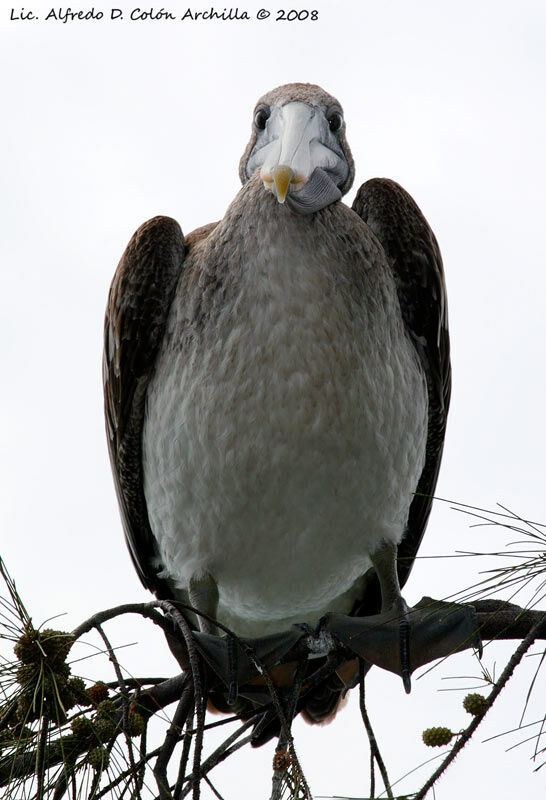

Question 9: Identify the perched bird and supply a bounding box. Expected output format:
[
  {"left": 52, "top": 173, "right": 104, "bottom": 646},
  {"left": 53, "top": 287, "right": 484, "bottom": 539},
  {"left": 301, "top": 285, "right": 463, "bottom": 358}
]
[{"left": 103, "top": 82, "right": 451, "bottom": 727}]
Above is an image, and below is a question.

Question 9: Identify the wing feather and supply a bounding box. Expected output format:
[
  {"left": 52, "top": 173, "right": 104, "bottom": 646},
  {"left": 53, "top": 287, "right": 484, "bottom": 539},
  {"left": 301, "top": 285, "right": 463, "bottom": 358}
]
[
  {"left": 352, "top": 178, "right": 451, "bottom": 601},
  {"left": 103, "top": 215, "right": 185, "bottom": 596}
]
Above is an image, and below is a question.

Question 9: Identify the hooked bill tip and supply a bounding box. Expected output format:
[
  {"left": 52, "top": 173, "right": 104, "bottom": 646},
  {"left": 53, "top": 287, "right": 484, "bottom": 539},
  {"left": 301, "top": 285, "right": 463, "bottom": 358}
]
[{"left": 271, "top": 165, "right": 293, "bottom": 203}]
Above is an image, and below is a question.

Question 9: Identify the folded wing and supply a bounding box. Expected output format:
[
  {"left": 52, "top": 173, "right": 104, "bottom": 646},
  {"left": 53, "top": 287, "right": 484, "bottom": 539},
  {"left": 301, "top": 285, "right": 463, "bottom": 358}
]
[
  {"left": 103, "top": 216, "right": 185, "bottom": 597},
  {"left": 351, "top": 177, "right": 451, "bottom": 611}
]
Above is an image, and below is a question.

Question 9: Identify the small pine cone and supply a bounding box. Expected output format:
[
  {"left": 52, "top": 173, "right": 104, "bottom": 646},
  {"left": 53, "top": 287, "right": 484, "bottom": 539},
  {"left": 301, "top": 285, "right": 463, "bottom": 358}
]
[
  {"left": 86, "top": 745, "right": 110, "bottom": 772},
  {"left": 272, "top": 749, "right": 292, "bottom": 772},
  {"left": 463, "top": 693, "right": 488, "bottom": 717},
  {"left": 94, "top": 716, "right": 117, "bottom": 742},
  {"left": 71, "top": 716, "right": 94, "bottom": 739},
  {"left": 16, "top": 663, "right": 40, "bottom": 688},
  {"left": 58, "top": 686, "right": 77, "bottom": 713},
  {"left": 17, "top": 692, "right": 38, "bottom": 723},
  {"left": 53, "top": 661, "right": 71, "bottom": 680},
  {"left": 87, "top": 682, "right": 109, "bottom": 705},
  {"left": 41, "top": 662, "right": 71, "bottom": 690},
  {"left": 39, "top": 629, "right": 74, "bottom": 664},
  {"left": 68, "top": 676, "right": 88, "bottom": 705},
  {"left": 42, "top": 675, "right": 73, "bottom": 719},
  {"left": 126, "top": 711, "right": 145, "bottom": 737},
  {"left": 14, "top": 626, "right": 73, "bottom": 666},
  {"left": 96, "top": 699, "right": 117, "bottom": 718},
  {"left": 14, "top": 625, "right": 42, "bottom": 665},
  {"left": 44, "top": 671, "right": 69, "bottom": 695},
  {"left": 422, "top": 727, "right": 453, "bottom": 747}
]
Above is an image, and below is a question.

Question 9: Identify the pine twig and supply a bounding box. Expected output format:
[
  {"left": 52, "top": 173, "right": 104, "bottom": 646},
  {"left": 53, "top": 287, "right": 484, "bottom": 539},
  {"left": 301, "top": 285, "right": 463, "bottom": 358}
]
[
  {"left": 158, "top": 602, "right": 205, "bottom": 800},
  {"left": 36, "top": 710, "right": 49, "bottom": 800},
  {"left": 414, "top": 613, "right": 546, "bottom": 799},
  {"left": 154, "top": 678, "right": 193, "bottom": 800},
  {"left": 358, "top": 662, "right": 393, "bottom": 800},
  {"left": 96, "top": 623, "right": 140, "bottom": 800}
]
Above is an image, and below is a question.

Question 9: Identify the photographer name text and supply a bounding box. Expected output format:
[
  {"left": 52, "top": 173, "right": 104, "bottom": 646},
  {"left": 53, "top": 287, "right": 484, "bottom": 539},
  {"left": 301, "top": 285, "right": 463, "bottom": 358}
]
[{"left": 9, "top": 6, "right": 319, "bottom": 22}]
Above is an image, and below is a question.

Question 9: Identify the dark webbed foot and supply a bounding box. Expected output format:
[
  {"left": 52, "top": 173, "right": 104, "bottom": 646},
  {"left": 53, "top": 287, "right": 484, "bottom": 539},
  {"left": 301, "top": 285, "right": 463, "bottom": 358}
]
[
  {"left": 321, "top": 542, "right": 482, "bottom": 689},
  {"left": 370, "top": 541, "right": 413, "bottom": 691},
  {"left": 322, "top": 598, "right": 481, "bottom": 681},
  {"left": 192, "top": 626, "right": 307, "bottom": 703}
]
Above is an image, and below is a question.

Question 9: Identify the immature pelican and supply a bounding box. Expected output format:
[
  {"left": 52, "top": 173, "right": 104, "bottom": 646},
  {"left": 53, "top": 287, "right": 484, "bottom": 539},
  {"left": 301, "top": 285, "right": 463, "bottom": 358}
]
[{"left": 103, "top": 82, "right": 451, "bottom": 729}]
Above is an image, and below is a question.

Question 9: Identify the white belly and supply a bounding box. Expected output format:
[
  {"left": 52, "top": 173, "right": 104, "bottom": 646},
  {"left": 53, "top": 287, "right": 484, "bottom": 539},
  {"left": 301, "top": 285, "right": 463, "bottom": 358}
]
[{"left": 142, "top": 236, "right": 428, "bottom": 637}]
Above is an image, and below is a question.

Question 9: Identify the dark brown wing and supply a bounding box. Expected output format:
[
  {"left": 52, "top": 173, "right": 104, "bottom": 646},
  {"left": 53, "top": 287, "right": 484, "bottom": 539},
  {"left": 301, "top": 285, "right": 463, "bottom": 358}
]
[
  {"left": 103, "top": 216, "right": 185, "bottom": 598},
  {"left": 352, "top": 178, "right": 451, "bottom": 602}
]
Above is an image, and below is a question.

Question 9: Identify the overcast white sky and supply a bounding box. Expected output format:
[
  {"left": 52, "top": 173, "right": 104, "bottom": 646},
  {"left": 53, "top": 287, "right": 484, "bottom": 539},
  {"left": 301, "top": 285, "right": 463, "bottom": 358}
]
[{"left": 1, "top": 1, "right": 546, "bottom": 797}]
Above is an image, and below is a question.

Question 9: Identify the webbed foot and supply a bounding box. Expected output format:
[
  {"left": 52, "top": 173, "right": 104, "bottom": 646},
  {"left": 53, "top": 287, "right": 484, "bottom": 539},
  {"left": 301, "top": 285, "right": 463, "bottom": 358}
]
[
  {"left": 370, "top": 540, "right": 414, "bottom": 691},
  {"left": 322, "top": 597, "right": 481, "bottom": 680},
  {"left": 192, "top": 626, "right": 306, "bottom": 705}
]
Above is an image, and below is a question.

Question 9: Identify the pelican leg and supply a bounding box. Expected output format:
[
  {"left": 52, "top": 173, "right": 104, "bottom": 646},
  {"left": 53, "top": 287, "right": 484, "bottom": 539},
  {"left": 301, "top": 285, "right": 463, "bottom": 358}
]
[
  {"left": 189, "top": 571, "right": 220, "bottom": 636},
  {"left": 370, "top": 541, "right": 412, "bottom": 693}
]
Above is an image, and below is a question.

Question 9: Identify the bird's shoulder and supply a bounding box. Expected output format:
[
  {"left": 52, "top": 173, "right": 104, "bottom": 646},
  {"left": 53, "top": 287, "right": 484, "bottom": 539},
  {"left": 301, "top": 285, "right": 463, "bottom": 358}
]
[{"left": 184, "top": 220, "right": 220, "bottom": 253}]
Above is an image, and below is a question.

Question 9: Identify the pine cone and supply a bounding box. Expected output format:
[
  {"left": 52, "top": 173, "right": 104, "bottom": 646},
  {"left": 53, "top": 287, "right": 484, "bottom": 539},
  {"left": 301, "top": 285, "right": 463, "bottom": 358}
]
[
  {"left": 272, "top": 748, "right": 292, "bottom": 772},
  {"left": 38, "top": 629, "right": 74, "bottom": 664},
  {"left": 94, "top": 716, "right": 117, "bottom": 742},
  {"left": 68, "top": 676, "right": 89, "bottom": 705},
  {"left": 87, "top": 745, "right": 110, "bottom": 771},
  {"left": 127, "top": 711, "right": 145, "bottom": 737},
  {"left": 96, "top": 699, "right": 117, "bottom": 718},
  {"left": 422, "top": 727, "right": 453, "bottom": 747},
  {"left": 13, "top": 625, "right": 42, "bottom": 664},
  {"left": 463, "top": 693, "right": 488, "bottom": 717},
  {"left": 14, "top": 626, "right": 73, "bottom": 666},
  {"left": 87, "top": 682, "right": 109, "bottom": 705},
  {"left": 16, "top": 663, "right": 40, "bottom": 688},
  {"left": 71, "top": 716, "right": 94, "bottom": 739},
  {"left": 17, "top": 691, "right": 39, "bottom": 723}
]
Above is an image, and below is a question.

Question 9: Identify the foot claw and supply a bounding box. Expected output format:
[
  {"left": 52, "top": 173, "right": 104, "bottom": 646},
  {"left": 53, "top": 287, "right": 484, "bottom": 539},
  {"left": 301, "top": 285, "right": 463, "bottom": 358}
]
[
  {"left": 399, "top": 616, "right": 412, "bottom": 693},
  {"left": 227, "top": 681, "right": 238, "bottom": 705},
  {"left": 227, "top": 636, "right": 239, "bottom": 705}
]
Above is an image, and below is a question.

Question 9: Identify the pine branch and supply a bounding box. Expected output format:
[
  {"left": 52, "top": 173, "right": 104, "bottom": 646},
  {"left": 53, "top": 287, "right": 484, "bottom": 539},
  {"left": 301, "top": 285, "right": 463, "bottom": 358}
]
[{"left": 2, "top": 596, "right": 546, "bottom": 791}]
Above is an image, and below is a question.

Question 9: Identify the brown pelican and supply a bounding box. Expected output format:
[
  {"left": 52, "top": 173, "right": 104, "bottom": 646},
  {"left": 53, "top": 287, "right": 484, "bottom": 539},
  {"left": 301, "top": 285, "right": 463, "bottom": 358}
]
[{"left": 103, "top": 82, "right": 451, "bottom": 729}]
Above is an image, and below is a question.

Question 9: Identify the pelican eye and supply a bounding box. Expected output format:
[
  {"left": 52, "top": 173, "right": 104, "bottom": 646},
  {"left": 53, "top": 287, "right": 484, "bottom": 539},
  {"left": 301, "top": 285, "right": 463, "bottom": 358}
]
[
  {"left": 328, "top": 111, "right": 343, "bottom": 133},
  {"left": 254, "top": 107, "right": 270, "bottom": 131}
]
